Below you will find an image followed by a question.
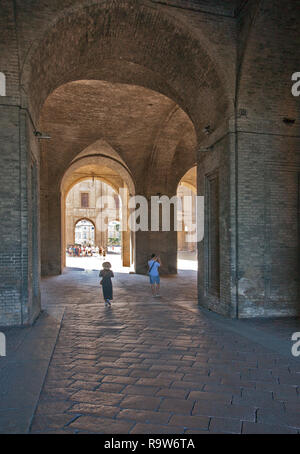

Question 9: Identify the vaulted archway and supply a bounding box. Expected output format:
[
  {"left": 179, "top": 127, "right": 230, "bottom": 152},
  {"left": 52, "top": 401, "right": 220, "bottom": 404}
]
[
  {"left": 24, "top": 0, "right": 231, "bottom": 320},
  {"left": 1, "top": 0, "right": 237, "bottom": 325}
]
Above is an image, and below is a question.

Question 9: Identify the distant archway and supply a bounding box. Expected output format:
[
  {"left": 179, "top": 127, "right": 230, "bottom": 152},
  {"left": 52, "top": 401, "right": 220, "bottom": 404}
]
[
  {"left": 74, "top": 219, "right": 95, "bottom": 246},
  {"left": 61, "top": 158, "right": 133, "bottom": 272}
]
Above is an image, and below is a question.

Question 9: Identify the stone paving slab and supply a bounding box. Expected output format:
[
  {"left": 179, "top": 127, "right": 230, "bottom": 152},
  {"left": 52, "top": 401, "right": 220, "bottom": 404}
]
[
  {"left": 0, "top": 309, "right": 64, "bottom": 433},
  {"left": 1, "top": 268, "right": 300, "bottom": 434},
  {"left": 0, "top": 408, "right": 34, "bottom": 434}
]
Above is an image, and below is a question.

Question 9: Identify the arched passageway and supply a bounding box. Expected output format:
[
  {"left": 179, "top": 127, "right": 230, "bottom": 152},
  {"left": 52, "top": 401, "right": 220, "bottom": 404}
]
[
  {"left": 19, "top": 0, "right": 231, "bottom": 324},
  {"left": 66, "top": 182, "right": 120, "bottom": 251},
  {"left": 39, "top": 79, "right": 202, "bottom": 277},
  {"left": 2, "top": 3, "right": 300, "bottom": 438},
  {"left": 64, "top": 177, "right": 131, "bottom": 273},
  {"left": 11, "top": 0, "right": 299, "bottom": 327},
  {"left": 73, "top": 219, "right": 95, "bottom": 247},
  {"left": 58, "top": 147, "right": 135, "bottom": 274}
]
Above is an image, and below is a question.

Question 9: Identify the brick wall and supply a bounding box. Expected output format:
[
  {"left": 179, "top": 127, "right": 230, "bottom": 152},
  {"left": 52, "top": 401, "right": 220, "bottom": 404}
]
[
  {"left": 198, "top": 131, "right": 234, "bottom": 317},
  {"left": 234, "top": 0, "right": 300, "bottom": 317},
  {"left": 0, "top": 1, "right": 41, "bottom": 326}
]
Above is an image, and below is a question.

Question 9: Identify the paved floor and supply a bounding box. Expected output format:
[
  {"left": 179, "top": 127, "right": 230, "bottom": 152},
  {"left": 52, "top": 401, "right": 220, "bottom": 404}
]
[{"left": 1, "top": 264, "right": 300, "bottom": 434}]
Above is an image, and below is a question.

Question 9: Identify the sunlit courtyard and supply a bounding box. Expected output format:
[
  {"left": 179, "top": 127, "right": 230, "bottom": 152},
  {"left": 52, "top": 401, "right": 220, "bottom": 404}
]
[{"left": 66, "top": 251, "right": 197, "bottom": 273}]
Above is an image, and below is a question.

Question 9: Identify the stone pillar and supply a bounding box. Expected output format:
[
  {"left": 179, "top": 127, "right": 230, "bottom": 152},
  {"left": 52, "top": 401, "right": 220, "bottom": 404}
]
[
  {"left": 136, "top": 231, "right": 177, "bottom": 275},
  {"left": 0, "top": 105, "right": 24, "bottom": 326},
  {"left": 197, "top": 125, "right": 235, "bottom": 318},
  {"left": 122, "top": 229, "right": 131, "bottom": 267},
  {"left": 121, "top": 188, "right": 131, "bottom": 267},
  {"left": 41, "top": 188, "right": 61, "bottom": 276},
  {"left": 0, "top": 103, "right": 41, "bottom": 326},
  {"left": 0, "top": 0, "right": 42, "bottom": 326},
  {"left": 235, "top": 127, "right": 300, "bottom": 318}
]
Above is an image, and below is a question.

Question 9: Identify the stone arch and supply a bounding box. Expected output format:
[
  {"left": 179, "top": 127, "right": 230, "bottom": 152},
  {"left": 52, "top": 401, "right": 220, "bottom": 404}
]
[
  {"left": 178, "top": 166, "right": 197, "bottom": 191},
  {"left": 72, "top": 218, "right": 95, "bottom": 246},
  {"left": 74, "top": 217, "right": 96, "bottom": 230},
  {"left": 237, "top": 0, "right": 299, "bottom": 121},
  {"left": 144, "top": 104, "right": 197, "bottom": 197},
  {"left": 27, "top": 0, "right": 231, "bottom": 281},
  {"left": 65, "top": 175, "right": 120, "bottom": 197},
  {"left": 59, "top": 152, "right": 135, "bottom": 272},
  {"left": 71, "top": 139, "right": 131, "bottom": 173},
  {"left": 21, "top": 0, "right": 230, "bottom": 138},
  {"left": 172, "top": 152, "right": 198, "bottom": 193},
  {"left": 180, "top": 181, "right": 197, "bottom": 194},
  {"left": 39, "top": 79, "right": 196, "bottom": 203},
  {"left": 61, "top": 154, "right": 135, "bottom": 196}
]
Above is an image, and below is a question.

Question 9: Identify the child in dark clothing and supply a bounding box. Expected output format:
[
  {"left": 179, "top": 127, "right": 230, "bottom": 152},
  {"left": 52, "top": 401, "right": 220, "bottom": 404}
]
[{"left": 99, "top": 262, "right": 114, "bottom": 307}]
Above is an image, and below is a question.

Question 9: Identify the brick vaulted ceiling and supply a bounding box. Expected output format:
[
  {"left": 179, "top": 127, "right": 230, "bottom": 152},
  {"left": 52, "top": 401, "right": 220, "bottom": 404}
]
[{"left": 40, "top": 80, "right": 197, "bottom": 196}]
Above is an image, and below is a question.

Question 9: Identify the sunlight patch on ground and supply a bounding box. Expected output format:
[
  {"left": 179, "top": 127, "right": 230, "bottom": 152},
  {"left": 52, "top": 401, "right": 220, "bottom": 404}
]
[
  {"left": 66, "top": 252, "right": 197, "bottom": 272},
  {"left": 66, "top": 253, "right": 133, "bottom": 273},
  {"left": 177, "top": 258, "right": 198, "bottom": 271},
  {"left": 177, "top": 251, "right": 198, "bottom": 271}
]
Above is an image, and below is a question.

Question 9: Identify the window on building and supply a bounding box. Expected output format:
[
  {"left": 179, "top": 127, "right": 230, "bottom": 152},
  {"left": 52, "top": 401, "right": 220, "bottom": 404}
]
[{"left": 81, "top": 192, "right": 89, "bottom": 208}]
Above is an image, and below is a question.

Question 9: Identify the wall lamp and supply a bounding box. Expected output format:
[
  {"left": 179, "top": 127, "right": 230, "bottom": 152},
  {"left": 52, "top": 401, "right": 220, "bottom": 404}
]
[
  {"left": 22, "top": 107, "right": 51, "bottom": 140},
  {"left": 156, "top": 192, "right": 162, "bottom": 204},
  {"left": 283, "top": 117, "right": 296, "bottom": 125},
  {"left": 203, "top": 125, "right": 213, "bottom": 135},
  {"left": 34, "top": 131, "right": 51, "bottom": 139}
]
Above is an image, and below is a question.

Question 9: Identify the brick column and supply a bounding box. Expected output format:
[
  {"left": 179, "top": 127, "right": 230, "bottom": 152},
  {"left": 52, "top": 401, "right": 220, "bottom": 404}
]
[
  {"left": 135, "top": 196, "right": 177, "bottom": 275},
  {"left": 0, "top": 104, "right": 41, "bottom": 326},
  {"left": 122, "top": 229, "right": 131, "bottom": 267},
  {"left": 120, "top": 188, "right": 132, "bottom": 268},
  {"left": 41, "top": 189, "right": 62, "bottom": 276}
]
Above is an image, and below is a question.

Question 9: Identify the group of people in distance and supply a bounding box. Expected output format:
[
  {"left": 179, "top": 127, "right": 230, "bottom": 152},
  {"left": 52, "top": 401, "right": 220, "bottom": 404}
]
[
  {"left": 99, "top": 253, "right": 162, "bottom": 307},
  {"left": 66, "top": 245, "right": 107, "bottom": 258}
]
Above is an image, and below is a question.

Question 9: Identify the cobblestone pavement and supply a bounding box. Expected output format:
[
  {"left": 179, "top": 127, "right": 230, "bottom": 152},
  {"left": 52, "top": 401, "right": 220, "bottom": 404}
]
[{"left": 20, "top": 269, "right": 300, "bottom": 434}]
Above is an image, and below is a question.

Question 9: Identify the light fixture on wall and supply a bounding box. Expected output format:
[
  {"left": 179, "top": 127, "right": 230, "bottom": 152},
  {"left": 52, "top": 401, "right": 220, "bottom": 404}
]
[
  {"left": 283, "top": 117, "right": 296, "bottom": 125},
  {"left": 239, "top": 108, "right": 247, "bottom": 117},
  {"left": 198, "top": 147, "right": 210, "bottom": 153},
  {"left": 21, "top": 106, "right": 52, "bottom": 140},
  {"left": 203, "top": 125, "right": 212, "bottom": 135},
  {"left": 34, "top": 131, "right": 51, "bottom": 140},
  {"left": 156, "top": 192, "right": 162, "bottom": 204}
]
